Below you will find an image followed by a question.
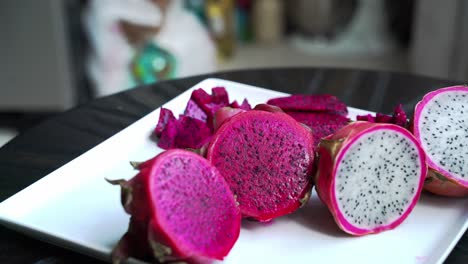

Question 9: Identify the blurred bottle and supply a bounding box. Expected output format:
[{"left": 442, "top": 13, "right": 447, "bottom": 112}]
[
  {"left": 252, "top": 0, "right": 284, "bottom": 43},
  {"left": 235, "top": 0, "right": 253, "bottom": 43},
  {"left": 185, "top": 0, "right": 207, "bottom": 25},
  {"left": 287, "top": 0, "right": 357, "bottom": 39},
  {"left": 206, "top": 0, "right": 235, "bottom": 59}
]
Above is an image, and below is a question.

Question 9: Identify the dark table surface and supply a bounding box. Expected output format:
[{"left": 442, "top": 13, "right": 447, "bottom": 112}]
[{"left": 0, "top": 68, "right": 466, "bottom": 263}]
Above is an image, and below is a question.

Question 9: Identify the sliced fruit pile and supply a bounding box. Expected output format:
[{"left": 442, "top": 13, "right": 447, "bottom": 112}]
[
  {"left": 109, "top": 85, "right": 468, "bottom": 263},
  {"left": 267, "top": 95, "right": 350, "bottom": 147},
  {"left": 356, "top": 104, "right": 408, "bottom": 128},
  {"left": 155, "top": 87, "right": 251, "bottom": 150}
]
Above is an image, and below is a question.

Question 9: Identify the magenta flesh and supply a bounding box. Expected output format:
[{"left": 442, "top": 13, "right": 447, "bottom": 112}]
[
  {"left": 184, "top": 99, "right": 208, "bottom": 122},
  {"left": 286, "top": 111, "right": 350, "bottom": 146},
  {"left": 356, "top": 104, "right": 408, "bottom": 128},
  {"left": 157, "top": 115, "right": 212, "bottom": 150},
  {"left": 267, "top": 94, "right": 348, "bottom": 116},
  {"left": 110, "top": 149, "right": 241, "bottom": 263},
  {"left": 206, "top": 110, "right": 315, "bottom": 222},
  {"left": 154, "top": 108, "right": 176, "bottom": 137}
]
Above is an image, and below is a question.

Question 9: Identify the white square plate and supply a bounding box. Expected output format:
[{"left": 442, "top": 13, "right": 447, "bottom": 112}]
[{"left": 0, "top": 79, "right": 467, "bottom": 264}]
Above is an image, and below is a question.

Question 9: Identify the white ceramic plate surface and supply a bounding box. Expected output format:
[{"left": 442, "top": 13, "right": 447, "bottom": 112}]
[{"left": 0, "top": 79, "right": 467, "bottom": 264}]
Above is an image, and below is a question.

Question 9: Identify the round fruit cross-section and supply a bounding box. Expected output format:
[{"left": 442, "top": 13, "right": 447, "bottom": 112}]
[
  {"left": 413, "top": 86, "right": 468, "bottom": 187},
  {"left": 206, "top": 110, "right": 315, "bottom": 221},
  {"left": 333, "top": 125, "right": 426, "bottom": 234},
  {"left": 149, "top": 150, "right": 240, "bottom": 259}
]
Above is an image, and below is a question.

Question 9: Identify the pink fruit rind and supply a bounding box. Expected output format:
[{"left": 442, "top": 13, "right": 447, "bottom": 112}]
[
  {"left": 213, "top": 107, "right": 247, "bottom": 131},
  {"left": 253, "top": 103, "right": 285, "bottom": 113},
  {"left": 316, "top": 122, "right": 427, "bottom": 235},
  {"left": 413, "top": 85, "right": 468, "bottom": 189}
]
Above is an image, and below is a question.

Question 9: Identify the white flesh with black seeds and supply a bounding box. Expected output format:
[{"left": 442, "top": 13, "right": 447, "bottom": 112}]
[
  {"left": 335, "top": 130, "right": 422, "bottom": 229},
  {"left": 418, "top": 91, "right": 468, "bottom": 180}
]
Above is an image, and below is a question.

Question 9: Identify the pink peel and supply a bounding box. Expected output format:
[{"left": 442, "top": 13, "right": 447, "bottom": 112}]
[
  {"left": 315, "top": 122, "right": 427, "bottom": 235},
  {"left": 412, "top": 85, "right": 468, "bottom": 197}
]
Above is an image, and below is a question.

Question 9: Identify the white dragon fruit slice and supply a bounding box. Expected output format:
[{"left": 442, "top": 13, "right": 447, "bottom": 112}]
[
  {"left": 412, "top": 85, "right": 468, "bottom": 197},
  {"left": 315, "top": 122, "right": 427, "bottom": 235}
]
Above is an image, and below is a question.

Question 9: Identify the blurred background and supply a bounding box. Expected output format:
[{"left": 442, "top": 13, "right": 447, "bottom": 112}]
[{"left": 1, "top": 0, "right": 468, "bottom": 146}]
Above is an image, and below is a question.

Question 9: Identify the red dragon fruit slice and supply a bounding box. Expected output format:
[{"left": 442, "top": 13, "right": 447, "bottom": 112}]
[
  {"left": 412, "top": 85, "right": 468, "bottom": 197},
  {"left": 267, "top": 94, "right": 348, "bottom": 116},
  {"left": 206, "top": 110, "right": 315, "bottom": 222},
  {"left": 211, "top": 86, "right": 229, "bottom": 104},
  {"left": 356, "top": 104, "right": 408, "bottom": 128},
  {"left": 109, "top": 149, "right": 241, "bottom": 263},
  {"left": 157, "top": 115, "right": 212, "bottom": 150},
  {"left": 213, "top": 107, "right": 247, "bottom": 131},
  {"left": 253, "top": 103, "right": 285, "bottom": 113},
  {"left": 157, "top": 119, "right": 179, "bottom": 150},
  {"left": 154, "top": 108, "right": 176, "bottom": 137},
  {"left": 286, "top": 111, "right": 350, "bottom": 146},
  {"left": 229, "top": 99, "right": 252, "bottom": 110},
  {"left": 184, "top": 88, "right": 224, "bottom": 122},
  {"left": 392, "top": 104, "right": 408, "bottom": 127},
  {"left": 184, "top": 99, "right": 208, "bottom": 122},
  {"left": 191, "top": 88, "right": 212, "bottom": 106},
  {"left": 239, "top": 98, "right": 252, "bottom": 110},
  {"left": 315, "top": 121, "right": 427, "bottom": 235}
]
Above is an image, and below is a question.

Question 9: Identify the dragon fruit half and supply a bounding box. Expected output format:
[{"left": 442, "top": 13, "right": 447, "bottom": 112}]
[
  {"left": 412, "top": 85, "right": 468, "bottom": 197},
  {"left": 315, "top": 122, "right": 427, "bottom": 235},
  {"left": 109, "top": 149, "right": 241, "bottom": 263},
  {"left": 206, "top": 110, "right": 315, "bottom": 222}
]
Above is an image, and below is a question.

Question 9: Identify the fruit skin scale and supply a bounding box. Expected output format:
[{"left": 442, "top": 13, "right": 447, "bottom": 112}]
[
  {"left": 412, "top": 85, "right": 468, "bottom": 197},
  {"left": 315, "top": 122, "right": 428, "bottom": 235},
  {"left": 424, "top": 169, "right": 468, "bottom": 197}
]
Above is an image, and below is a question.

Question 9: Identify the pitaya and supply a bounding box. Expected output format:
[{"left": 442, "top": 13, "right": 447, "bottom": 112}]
[
  {"left": 286, "top": 111, "right": 350, "bottom": 146},
  {"left": 229, "top": 98, "right": 252, "bottom": 110},
  {"left": 108, "top": 149, "right": 241, "bottom": 263},
  {"left": 356, "top": 104, "right": 408, "bottom": 128},
  {"left": 266, "top": 94, "right": 348, "bottom": 116},
  {"left": 184, "top": 99, "right": 208, "bottom": 122},
  {"left": 265, "top": 95, "right": 349, "bottom": 147},
  {"left": 315, "top": 122, "right": 427, "bottom": 235},
  {"left": 253, "top": 103, "right": 285, "bottom": 113},
  {"left": 157, "top": 87, "right": 253, "bottom": 149},
  {"left": 157, "top": 114, "right": 212, "bottom": 150},
  {"left": 412, "top": 85, "right": 468, "bottom": 197},
  {"left": 154, "top": 108, "right": 176, "bottom": 137},
  {"left": 206, "top": 110, "right": 315, "bottom": 222},
  {"left": 213, "top": 107, "right": 247, "bottom": 131}
]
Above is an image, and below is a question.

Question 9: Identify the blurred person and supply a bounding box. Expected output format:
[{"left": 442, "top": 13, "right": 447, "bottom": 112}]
[{"left": 84, "top": 0, "right": 216, "bottom": 97}]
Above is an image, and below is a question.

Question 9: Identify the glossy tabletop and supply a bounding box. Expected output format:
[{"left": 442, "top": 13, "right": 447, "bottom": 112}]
[{"left": 0, "top": 68, "right": 465, "bottom": 263}]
